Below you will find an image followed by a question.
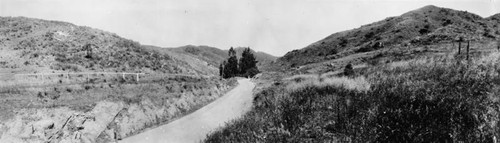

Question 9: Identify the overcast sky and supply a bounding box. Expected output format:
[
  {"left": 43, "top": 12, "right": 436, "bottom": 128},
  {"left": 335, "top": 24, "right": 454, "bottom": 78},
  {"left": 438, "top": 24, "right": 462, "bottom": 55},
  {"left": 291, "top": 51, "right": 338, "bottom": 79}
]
[{"left": 1, "top": 0, "right": 499, "bottom": 56}]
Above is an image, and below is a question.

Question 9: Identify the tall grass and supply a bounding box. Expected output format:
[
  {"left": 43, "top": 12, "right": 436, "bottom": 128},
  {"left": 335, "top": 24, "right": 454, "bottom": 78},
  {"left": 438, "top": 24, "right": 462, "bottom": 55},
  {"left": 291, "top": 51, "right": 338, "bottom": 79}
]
[
  {"left": 206, "top": 52, "right": 500, "bottom": 142},
  {"left": 285, "top": 75, "right": 370, "bottom": 92}
]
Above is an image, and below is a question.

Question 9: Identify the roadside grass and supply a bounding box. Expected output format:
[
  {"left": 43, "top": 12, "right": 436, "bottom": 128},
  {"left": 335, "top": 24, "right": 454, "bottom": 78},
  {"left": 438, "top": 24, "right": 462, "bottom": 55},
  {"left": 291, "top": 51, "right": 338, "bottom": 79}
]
[
  {"left": 206, "top": 51, "right": 500, "bottom": 142},
  {"left": 285, "top": 75, "right": 370, "bottom": 92},
  {"left": 0, "top": 74, "right": 236, "bottom": 123}
]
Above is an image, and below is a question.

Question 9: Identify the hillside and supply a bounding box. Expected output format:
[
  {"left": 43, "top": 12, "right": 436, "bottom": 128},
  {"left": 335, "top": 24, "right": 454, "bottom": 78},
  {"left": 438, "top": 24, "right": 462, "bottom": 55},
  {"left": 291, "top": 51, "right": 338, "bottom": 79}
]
[
  {"left": 232, "top": 47, "right": 277, "bottom": 67},
  {"left": 169, "top": 45, "right": 277, "bottom": 70},
  {"left": 169, "top": 45, "right": 228, "bottom": 68},
  {"left": 0, "top": 16, "right": 241, "bottom": 143},
  {"left": 0, "top": 16, "right": 210, "bottom": 76},
  {"left": 205, "top": 5, "right": 500, "bottom": 142},
  {"left": 277, "top": 5, "right": 500, "bottom": 71}
]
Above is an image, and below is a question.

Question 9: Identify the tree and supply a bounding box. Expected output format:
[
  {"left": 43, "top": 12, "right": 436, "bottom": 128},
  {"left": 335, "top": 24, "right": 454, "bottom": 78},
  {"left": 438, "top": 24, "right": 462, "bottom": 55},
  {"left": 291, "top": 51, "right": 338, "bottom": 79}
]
[
  {"left": 238, "top": 47, "right": 259, "bottom": 77},
  {"left": 220, "top": 47, "right": 260, "bottom": 78},
  {"left": 228, "top": 46, "right": 236, "bottom": 57},
  {"left": 221, "top": 47, "right": 239, "bottom": 78}
]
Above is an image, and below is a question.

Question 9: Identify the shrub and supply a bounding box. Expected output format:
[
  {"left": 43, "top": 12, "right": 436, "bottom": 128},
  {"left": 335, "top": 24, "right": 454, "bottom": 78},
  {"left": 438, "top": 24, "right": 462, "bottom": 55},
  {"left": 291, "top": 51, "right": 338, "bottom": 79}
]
[
  {"left": 243, "top": 67, "right": 260, "bottom": 78},
  {"left": 343, "top": 63, "right": 354, "bottom": 76}
]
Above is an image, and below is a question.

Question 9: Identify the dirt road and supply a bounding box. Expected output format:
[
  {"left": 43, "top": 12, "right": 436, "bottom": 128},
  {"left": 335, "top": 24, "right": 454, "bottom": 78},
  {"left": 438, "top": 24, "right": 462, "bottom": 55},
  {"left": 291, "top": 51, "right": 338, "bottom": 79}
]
[{"left": 119, "top": 78, "right": 255, "bottom": 143}]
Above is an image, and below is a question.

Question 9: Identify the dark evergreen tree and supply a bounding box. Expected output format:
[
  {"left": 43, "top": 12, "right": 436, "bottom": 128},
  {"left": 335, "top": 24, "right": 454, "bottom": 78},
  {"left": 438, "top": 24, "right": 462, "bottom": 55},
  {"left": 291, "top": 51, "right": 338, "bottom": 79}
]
[
  {"left": 239, "top": 47, "right": 259, "bottom": 77},
  {"left": 219, "top": 47, "right": 259, "bottom": 78},
  {"left": 223, "top": 61, "right": 231, "bottom": 78},
  {"left": 221, "top": 47, "right": 239, "bottom": 78},
  {"left": 226, "top": 57, "right": 239, "bottom": 77},
  {"left": 228, "top": 47, "right": 236, "bottom": 57}
]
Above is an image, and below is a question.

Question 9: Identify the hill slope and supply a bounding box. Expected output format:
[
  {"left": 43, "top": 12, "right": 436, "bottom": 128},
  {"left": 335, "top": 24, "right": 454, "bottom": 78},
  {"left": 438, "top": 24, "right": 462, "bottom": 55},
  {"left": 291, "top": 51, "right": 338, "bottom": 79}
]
[
  {"left": 169, "top": 45, "right": 277, "bottom": 70},
  {"left": 0, "top": 16, "right": 240, "bottom": 143},
  {"left": 0, "top": 16, "right": 211, "bottom": 76},
  {"left": 277, "top": 5, "right": 500, "bottom": 69}
]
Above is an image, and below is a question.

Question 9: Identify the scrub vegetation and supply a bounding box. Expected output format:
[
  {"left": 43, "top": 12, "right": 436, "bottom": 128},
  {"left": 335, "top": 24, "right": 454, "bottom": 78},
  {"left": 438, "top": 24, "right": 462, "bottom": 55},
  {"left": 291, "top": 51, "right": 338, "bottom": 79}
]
[{"left": 206, "top": 52, "right": 500, "bottom": 142}]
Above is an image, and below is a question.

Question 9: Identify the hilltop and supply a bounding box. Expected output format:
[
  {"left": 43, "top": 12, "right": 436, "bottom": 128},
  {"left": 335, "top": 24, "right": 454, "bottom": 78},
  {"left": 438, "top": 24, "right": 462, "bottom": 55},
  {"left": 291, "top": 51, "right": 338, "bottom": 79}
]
[{"left": 276, "top": 5, "right": 500, "bottom": 72}]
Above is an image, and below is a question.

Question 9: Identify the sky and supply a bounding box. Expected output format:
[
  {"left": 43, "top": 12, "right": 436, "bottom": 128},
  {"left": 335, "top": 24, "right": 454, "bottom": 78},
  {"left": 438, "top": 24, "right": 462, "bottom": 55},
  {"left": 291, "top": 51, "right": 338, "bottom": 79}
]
[{"left": 1, "top": 0, "right": 499, "bottom": 56}]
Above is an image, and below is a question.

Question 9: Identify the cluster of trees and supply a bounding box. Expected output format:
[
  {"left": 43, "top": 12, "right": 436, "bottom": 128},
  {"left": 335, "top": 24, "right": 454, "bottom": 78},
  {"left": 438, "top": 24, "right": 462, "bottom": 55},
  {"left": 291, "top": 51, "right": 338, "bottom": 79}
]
[{"left": 219, "top": 47, "right": 259, "bottom": 78}]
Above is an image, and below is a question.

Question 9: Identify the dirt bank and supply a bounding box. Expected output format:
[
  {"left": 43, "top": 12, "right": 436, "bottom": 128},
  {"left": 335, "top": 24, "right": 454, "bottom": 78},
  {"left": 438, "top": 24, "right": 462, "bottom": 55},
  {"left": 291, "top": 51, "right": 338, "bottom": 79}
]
[{"left": 0, "top": 78, "right": 236, "bottom": 143}]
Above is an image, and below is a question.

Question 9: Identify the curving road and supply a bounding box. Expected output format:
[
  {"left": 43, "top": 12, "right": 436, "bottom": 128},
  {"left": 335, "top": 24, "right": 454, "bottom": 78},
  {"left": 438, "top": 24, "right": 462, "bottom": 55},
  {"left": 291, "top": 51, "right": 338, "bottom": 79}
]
[{"left": 119, "top": 78, "right": 255, "bottom": 143}]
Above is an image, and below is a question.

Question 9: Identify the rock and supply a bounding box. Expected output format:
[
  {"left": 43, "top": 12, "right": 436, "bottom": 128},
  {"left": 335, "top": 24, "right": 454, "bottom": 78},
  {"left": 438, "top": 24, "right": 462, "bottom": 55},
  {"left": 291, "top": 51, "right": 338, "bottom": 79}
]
[
  {"left": 80, "top": 101, "right": 123, "bottom": 141},
  {"left": 33, "top": 119, "right": 54, "bottom": 131}
]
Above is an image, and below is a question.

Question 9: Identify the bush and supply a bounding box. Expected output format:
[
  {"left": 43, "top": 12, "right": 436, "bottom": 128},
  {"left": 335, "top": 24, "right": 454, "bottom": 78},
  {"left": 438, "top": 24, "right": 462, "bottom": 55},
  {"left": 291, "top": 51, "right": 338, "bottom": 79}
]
[
  {"left": 50, "top": 63, "right": 80, "bottom": 72},
  {"left": 243, "top": 67, "right": 260, "bottom": 78},
  {"left": 343, "top": 63, "right": 354, "bottom": 76}
]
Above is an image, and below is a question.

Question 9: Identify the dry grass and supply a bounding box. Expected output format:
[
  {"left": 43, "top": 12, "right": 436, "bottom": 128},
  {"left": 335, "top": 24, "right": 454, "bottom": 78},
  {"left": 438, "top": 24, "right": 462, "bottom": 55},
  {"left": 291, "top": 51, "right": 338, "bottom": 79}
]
[
  {"left": 0, "top": 74, "right": 236, "bottom": 121},
  {"left": 206, "top": 51, "right": 500, "bottom": 142},
  {"left": 285, "top": 75, "right": 370, "bottom": 92}
]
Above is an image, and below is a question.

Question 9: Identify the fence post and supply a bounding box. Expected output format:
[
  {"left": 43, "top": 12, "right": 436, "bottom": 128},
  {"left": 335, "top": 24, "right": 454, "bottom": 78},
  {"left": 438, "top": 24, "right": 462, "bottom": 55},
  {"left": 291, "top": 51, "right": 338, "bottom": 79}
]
[
  {"left": 122, "top": 73, "right": 125, "bottom": 80},
  {"left": 466, "top": 40, "right": 470, "bottom": 61},
  {"left": 136, "top": 73, "right": 139, "bottom": 82},
  {"left": 458, "top": 41, "right": 461, "bottom": 54}
]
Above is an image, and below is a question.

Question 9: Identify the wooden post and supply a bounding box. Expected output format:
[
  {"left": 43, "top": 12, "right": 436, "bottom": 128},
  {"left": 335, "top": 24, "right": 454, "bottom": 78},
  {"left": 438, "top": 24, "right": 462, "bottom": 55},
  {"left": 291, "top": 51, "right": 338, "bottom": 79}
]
[
  {"left": 122, "top": 73, "right": 125, "bottom": 80},
  {"left": 466, "top": 40, "right": 470, "bottom": 61},
  {"left": 458, "top": 41, "right": 461, "bottom": 54},
  {"left": 136, "top": 73, "right": 139, "bottom": 82}
]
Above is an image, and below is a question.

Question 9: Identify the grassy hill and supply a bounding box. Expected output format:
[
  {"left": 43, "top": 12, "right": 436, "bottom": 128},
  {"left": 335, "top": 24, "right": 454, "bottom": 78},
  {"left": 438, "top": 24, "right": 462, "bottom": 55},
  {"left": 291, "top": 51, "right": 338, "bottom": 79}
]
[
  {"left": 170, "top": 45, "right": 228, "bottom": 68},
  {"left": 276, "top": 5, "right": 500, "bottom": 71},
  {"left": 0, "top": 16, "right": 239, "bottom": 142},
  {"left": 169, "top": 45, "right": 277, "bottom": 70},
  {"left": 206, "top": 5, "right": 500, "bottom": 142},
  {"left": 0, "top": 16, "right": 207, "bottom": 76},
  {"left": 232, "top": 47, "right": 277, "bottom": 68}
]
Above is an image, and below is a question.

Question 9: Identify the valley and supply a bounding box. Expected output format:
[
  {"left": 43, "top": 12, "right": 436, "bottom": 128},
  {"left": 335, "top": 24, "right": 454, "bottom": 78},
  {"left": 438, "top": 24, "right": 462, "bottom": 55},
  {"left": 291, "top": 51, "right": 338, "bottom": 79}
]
[{"left": 1, "top": 3, "right": 500, "bottom": 143}]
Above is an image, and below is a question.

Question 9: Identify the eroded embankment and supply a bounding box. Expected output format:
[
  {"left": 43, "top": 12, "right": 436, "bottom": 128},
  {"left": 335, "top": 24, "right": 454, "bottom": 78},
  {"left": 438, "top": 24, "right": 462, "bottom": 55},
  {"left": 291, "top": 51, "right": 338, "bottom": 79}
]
[{"left": 0, "top": 78, "right": 236, "bottom": 143}]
